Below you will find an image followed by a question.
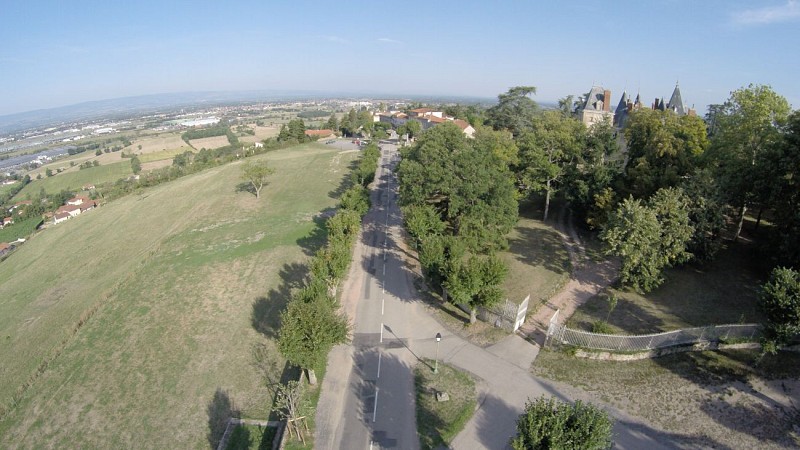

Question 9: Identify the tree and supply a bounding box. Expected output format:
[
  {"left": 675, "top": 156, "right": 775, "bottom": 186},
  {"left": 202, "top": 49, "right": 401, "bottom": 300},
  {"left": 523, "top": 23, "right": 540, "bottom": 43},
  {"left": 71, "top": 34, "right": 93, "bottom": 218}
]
[
  {"left": 325, "top": 113, "right": 338, "bottom": 132},
  {"left": 622, "top": 109, "right": 708, "bottom": 199},
  {"left": 680, "top": 169, "right": 726, "bottom": 262},
  {"left": 45, "top": 168, "right": 53, "bottom": 177},
  {"left": 760, "top": 267, "right": 800, "bottom": 352},
  {"left": 557, "top": 95, "right": 575, "bottom": 117},
  {"left": 601, "top": 189, "right": 693, "bottom": 293},
  {"left": 486, "top": 86, "right": 539, "bottom": 137},
  {"left": 278, "top": 296, "right": 348, "bottom": 385},
  {"left": 443, "top": 253, "right": 508, "bottom": 323},
  {"left": 511, "top": 396, "right": 613, "bottom": 450},
  {"left": 706, "top": 84, "right": 791, "bottom": 241},
  {"left": 516, "top": 111, "right": 585, "bottom": 220},
  {"left": 398, "top": 122, "right": 517, "bottom": 253},
  {"left": 564, "top": 118, "right": 621, "bottom": 222},
  {"left": 241, "top": 160, "right": 275, "bottom": 198},
  {"left": 272, "top": 380, "right": 308, "bottom": 444},
  {"left": 131, "top": 156, "right": 141, "bottom": 174}
]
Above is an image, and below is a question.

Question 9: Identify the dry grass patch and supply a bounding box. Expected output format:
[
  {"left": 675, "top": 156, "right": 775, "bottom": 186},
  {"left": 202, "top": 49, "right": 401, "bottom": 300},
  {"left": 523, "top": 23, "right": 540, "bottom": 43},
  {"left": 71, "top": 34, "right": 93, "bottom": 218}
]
[
  {"left": 533, "top": 348, "right": 800, "bottom": 449},
  {"left": 190, "top": 135, "right": 231, "bottom": 150}
]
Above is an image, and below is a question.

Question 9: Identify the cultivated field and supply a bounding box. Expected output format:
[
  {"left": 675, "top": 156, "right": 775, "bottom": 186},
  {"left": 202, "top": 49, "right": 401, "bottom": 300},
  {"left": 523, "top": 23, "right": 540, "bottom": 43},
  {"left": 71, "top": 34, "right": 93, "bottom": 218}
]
[
  {"left": 190, "top": 135, "right": 231, "bottom": 150},
  {"left": 0, "top": 144, "right": 358, "bottom": 448},
  {"left": 239, "top": 126, "right": 280, "bottom": 144},
  {"left": 14, "top": 161, "right": 132, "bottom": 198},
  {"left": 128, "top": 133, "right": 189, "bottom": 154}
]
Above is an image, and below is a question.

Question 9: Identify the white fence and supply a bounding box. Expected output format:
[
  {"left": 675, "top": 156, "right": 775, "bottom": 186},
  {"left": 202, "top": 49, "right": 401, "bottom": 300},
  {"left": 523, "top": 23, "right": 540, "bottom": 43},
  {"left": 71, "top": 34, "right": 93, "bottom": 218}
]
[
  {"left": 458, "top": 295, "right": 530, "bottom": 332},
  {"left": 546, "top": 322, "right": 762, "bottom": 352}
]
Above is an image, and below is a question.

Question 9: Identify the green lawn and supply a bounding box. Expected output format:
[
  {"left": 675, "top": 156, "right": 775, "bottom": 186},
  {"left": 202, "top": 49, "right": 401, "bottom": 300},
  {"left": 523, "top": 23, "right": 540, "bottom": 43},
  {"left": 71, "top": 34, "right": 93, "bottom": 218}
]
[
  {"left": 414, "top": 359, "right": 477, "bottom": 450},
  {"left": 0, "top": 182, "right": 21, "bottom": 197},
  {"left": 568, "top": 242, "right": 766, "bottom": 334},
  {"left": 14, "top": 161, "right": 132, "bottom": 198},
  {"left": 0, "top": 144, "right": 357, "bottom": 448},
  {"left": 0, "top": 217, "right": 42, "bottom": 242}
]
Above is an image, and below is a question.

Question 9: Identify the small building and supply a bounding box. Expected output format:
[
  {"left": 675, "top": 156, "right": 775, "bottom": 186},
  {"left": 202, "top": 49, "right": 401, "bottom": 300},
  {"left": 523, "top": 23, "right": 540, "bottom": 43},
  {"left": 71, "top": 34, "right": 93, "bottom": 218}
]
[
  {"left": 453, "top": 119, "right": 476, "bottom": 138},
  {"left": 54, "top": 212, "right": 71, "bottom": 224},
  {"left": 67, "top": 196, "right": 92, "bottom": 206}
]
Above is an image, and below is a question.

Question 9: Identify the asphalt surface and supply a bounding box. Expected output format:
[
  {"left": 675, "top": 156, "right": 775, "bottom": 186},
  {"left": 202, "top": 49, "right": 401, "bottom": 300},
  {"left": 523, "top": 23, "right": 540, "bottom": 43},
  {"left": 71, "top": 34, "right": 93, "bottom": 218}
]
[{"left": 315, "top": 141, "right": 679, "bottom": 450}]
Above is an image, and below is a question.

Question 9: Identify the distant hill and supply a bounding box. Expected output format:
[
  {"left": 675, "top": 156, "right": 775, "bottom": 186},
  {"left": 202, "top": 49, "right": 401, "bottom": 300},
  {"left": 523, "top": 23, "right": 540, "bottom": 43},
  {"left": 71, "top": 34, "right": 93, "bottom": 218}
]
[{"left": 0, "top": 90, "right": 323, "bottom": 134}]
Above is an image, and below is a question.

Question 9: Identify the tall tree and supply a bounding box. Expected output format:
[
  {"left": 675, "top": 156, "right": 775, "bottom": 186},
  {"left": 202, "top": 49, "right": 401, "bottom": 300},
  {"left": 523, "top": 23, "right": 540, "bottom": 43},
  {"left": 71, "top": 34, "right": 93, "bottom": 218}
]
[
  {"left": 706, "top": 84, "right": 791, "bottom": 241},
  {"left": 278, "top": 296, "right": 348, "bottom": 385},
  {"left": 759, "top": 266, "right": 800, "bottom": 353},
  {"left": 325, "top": 113, "right": 338, "bottom": 132},
  {"left": 486, "top": 86, "right": 539, "bottom": 137},
  {"left": 443, "top": 253, "right": 508, "bottom": 324},
  {"left": 564, "top": 118, "right": 621, "bottom": 222},
  {"left": 241, "top": 160, "right": 275, "bottom": 198},
  {"left": 763, "top": 110, "right": 800, "bottom": 267},
  {"left": 517, "top": 111, "right": 585, "bottom": 220},
  {"left": 601, "top": 189, "right": 694, "bottom": 293},
  {"left": 623, "top": 109, "right": 708, "bottom": 199}
]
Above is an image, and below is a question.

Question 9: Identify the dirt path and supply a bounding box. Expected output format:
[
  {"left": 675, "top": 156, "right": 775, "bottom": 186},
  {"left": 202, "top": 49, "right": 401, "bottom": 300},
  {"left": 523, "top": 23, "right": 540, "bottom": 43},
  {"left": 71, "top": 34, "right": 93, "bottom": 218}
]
[{"left": 519, "top": 205, "right": 619, "bottom": 348}]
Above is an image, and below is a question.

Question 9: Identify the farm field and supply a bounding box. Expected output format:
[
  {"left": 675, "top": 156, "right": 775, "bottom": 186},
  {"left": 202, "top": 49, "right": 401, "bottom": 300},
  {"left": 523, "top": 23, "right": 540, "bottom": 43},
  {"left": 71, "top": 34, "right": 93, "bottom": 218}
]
[
  {"left": 190, "top": 135, "right": 231, "bottom": 150},
  {"left": 128, "top": 133, "right": 189, "bottom": 154},
  {"left": 240, "top": 125, "right": 280, "bottom": 144},
  {"left": 0, "top": 144, "right": 358, "bottom": 448},
  {"left": 14, "top": 161, "right": 132, "bottom": 198}
]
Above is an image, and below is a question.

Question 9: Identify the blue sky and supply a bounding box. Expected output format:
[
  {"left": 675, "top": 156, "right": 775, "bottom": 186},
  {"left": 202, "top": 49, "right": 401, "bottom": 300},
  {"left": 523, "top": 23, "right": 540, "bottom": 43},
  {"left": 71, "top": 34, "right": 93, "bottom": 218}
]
[{"left": 1, "top": 0, "right": 798, "bottom": 116}]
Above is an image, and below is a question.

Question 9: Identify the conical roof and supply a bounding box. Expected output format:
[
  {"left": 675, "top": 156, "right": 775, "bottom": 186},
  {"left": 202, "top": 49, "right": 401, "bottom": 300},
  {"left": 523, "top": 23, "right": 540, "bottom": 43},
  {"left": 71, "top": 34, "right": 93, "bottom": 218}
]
[
  {"left": 615, "top": 91, "right": 629, "bottom": 114},
  {"left": 667, "top": 83, "right": 686, "bottom": 115}
]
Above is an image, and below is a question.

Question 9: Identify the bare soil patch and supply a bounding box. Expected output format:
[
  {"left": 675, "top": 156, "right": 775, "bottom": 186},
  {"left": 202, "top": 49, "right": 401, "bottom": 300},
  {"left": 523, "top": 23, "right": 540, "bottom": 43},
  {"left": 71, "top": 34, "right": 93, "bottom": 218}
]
[{"left": 534, "top": 349, "right": 800, "bottom": 449}]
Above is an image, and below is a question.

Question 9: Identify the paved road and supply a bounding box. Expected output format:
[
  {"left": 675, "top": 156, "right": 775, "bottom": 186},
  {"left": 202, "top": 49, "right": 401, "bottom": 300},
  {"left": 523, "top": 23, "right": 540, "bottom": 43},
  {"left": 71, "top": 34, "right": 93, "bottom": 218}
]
[{"left": 315, "top": 142, "right": 679, "bottom": 450}]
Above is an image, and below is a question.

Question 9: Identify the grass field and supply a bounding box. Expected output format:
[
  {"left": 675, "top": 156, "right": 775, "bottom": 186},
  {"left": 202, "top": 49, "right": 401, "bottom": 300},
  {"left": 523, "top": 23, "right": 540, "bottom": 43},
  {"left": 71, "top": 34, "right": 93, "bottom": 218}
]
[
  {"left": 129, "top": 133, "right": 189, "bottom": 154},
  {"left": 190, "top": 135, "right": 232, "bottom": 150},
  {"left": 0, "top": 182, "right": 20, "bottom": 197},
  {"left": 14, "top": 161, "right": 132, "bottom": 198},
  {"left": 414, "top": 360, "right": 477, "bottom": 449},
  {"left": 240, "top": 126, "right": 280, "bottom": 144},
  {"left": 500, "top": 201, "right": 571, "bottom": 306},
  {"left": 137, "top": 147, "right": 187, "bottom": 163},
  {"left": 0, "top": 144, "right": 358, "bottom": 448},
  {"left": 568, "top": 242, "right": 765, "bottom": 334}
]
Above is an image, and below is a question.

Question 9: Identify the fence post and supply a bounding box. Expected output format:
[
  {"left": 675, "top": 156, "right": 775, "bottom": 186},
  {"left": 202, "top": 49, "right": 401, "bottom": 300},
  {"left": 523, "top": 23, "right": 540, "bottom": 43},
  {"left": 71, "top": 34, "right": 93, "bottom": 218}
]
[{"left": 647, "top": 336, "right": 654, "bottom": 350}]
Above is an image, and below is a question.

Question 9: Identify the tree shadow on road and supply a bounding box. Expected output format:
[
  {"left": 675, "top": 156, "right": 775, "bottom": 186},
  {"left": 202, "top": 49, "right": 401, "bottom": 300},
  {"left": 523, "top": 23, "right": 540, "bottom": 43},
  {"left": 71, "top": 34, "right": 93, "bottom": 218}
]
[{"left": 207, "top": 388, "right": 240, "bottom": 449}]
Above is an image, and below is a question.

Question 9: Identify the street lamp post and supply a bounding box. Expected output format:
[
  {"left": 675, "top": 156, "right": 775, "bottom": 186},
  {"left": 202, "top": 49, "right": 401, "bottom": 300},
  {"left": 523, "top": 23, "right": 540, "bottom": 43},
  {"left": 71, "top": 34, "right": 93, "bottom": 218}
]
[{"left": 434, "top": 332, "right": 442, "bottom": 374}]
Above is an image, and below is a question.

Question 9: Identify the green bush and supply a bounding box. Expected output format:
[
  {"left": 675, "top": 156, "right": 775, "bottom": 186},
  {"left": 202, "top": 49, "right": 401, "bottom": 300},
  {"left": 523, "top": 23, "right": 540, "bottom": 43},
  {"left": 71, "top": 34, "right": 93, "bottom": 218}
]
[{"left": 511, "top": 396, "right": 613, "bottom": 450}]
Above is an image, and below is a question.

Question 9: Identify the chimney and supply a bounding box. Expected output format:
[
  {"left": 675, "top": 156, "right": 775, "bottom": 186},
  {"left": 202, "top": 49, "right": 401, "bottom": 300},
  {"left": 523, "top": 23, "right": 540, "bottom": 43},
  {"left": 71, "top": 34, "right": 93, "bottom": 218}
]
[{"left": 603, "top": 90, "right": 611, "bottom": 112}]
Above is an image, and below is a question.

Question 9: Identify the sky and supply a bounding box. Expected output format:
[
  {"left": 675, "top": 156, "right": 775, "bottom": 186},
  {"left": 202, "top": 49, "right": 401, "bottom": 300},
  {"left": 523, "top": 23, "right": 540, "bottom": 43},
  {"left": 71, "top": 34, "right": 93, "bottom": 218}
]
[{"left": 1, "top": 0, "right": 798, "bottom": 117}]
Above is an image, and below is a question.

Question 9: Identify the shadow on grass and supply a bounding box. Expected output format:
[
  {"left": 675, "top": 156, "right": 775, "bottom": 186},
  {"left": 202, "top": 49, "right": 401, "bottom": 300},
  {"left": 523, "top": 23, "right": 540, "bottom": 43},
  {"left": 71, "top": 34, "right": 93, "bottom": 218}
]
[
  {"left": 506, "top": 204, "right": 570, "bottom": 276},
  {"left": 651, "top": 349, "right": 800, "bottom": 446},
  {"left": 570, "top": 295, "right": 667, "bottom": 335},
  {"left": 328, "top": 158, "right": 359, "bottom": 200},
  {"left": 251, "top": 262, "right": 309, "bottom": 339},
  {"left": 235, "top": 181, "right": 259, "bottom": 197},
  {"left": 207, "top": 388, "right": 240, "bottom": 449},
  {"left": 296, "top": 215, "right": 330, "bottom": 257}
]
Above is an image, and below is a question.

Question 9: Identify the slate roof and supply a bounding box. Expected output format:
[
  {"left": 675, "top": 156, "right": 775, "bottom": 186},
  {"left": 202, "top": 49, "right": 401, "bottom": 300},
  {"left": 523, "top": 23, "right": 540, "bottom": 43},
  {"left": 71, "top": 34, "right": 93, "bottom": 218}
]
[
  {"left": 667, "top": 83, "right": 686, "bottom": 115},
  {"left": 582, "top": 86, "right": 608, "bottom": 111}
]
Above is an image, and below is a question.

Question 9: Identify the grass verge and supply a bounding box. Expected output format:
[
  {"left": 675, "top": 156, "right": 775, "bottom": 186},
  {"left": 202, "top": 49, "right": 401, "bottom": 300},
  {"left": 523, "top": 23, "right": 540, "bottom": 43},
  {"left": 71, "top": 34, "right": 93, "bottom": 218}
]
[{"left": 414, "top": 359, "right": 477, "bottom": 450}]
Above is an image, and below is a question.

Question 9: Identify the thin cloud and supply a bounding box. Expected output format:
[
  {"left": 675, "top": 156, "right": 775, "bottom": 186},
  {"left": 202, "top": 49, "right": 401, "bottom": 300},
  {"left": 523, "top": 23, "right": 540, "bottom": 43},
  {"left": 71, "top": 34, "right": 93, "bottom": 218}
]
[
  {"left": 377, "top": 38, "right": 403, "bottom": 44},
  {"left": 731, "top": 0, "right": 800, "bottom": 25},
  {"left": 321, "top": 35, "right": 349, "bottom": 44}
]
